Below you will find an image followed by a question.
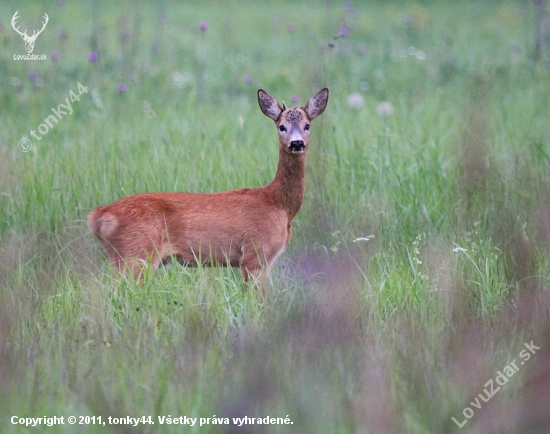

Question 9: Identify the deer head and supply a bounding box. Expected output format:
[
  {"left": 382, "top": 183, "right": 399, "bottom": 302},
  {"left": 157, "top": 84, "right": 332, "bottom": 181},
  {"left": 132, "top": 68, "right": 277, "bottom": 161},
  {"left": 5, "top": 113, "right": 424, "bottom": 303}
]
[
  {"left": 258, "top": 88, "right": 329, "bottom": 155},
  {"left": 11, "top": 11, "right": 49, "bottom": 54}
]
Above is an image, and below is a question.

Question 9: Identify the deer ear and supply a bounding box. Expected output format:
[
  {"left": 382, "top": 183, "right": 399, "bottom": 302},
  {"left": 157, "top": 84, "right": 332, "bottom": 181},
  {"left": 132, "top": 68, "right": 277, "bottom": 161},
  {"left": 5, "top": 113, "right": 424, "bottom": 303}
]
[
  {"left": 258, "top": 89, "right": 282, "bottom": 121},
  {"left": 304, "top": 88, "right": 329, "bottom": 120}
]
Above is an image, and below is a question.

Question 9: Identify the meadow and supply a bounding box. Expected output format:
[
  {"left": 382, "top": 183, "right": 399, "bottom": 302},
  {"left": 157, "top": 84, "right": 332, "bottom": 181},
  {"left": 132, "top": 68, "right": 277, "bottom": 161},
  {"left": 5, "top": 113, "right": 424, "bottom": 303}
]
[{"left": 1, "top": 0, "right": 550, "bottom": 432}]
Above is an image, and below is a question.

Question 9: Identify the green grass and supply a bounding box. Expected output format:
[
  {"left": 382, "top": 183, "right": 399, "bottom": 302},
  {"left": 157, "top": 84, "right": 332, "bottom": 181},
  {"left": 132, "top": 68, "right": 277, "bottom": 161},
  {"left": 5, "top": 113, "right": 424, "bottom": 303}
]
[{"left": 1, "top": 0, "right": 550, "bottom": 432}]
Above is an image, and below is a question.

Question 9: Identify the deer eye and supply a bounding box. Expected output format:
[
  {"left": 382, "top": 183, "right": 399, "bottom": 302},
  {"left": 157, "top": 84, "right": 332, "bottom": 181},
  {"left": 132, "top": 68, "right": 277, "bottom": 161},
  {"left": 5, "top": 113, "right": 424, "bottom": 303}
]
[
  {"left": 304, "top": 124, "right": 310, "bottom": 131},
  {"left": 279, "top": 125, "right": 287, "bottom": 132}
]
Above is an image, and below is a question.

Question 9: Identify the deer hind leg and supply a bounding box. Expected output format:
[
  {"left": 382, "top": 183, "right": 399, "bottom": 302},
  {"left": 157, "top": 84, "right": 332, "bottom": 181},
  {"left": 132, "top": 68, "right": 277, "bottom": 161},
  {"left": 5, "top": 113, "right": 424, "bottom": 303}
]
[
  {"left": 108, "top": 246, "right": 166, "bottom": 282},
  {"left": 108, "top": 254, "right": 146, "bottom": 281},
  {"left": 91, "top": 211, "right": 167, "bottom": 284}
]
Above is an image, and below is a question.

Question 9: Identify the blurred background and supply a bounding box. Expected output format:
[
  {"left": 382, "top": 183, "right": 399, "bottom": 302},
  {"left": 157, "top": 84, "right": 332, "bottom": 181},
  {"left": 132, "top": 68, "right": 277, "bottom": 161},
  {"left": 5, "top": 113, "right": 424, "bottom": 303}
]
[{"left": 1, "top": 1, "right": 550, "bottom": 433}]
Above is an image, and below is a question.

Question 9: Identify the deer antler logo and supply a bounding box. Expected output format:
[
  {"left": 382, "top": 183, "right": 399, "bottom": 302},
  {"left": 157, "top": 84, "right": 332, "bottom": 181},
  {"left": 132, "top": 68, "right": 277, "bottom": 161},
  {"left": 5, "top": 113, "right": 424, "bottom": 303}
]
[{"left": 11, "top": 11, "right": 49, "bottom": 54}]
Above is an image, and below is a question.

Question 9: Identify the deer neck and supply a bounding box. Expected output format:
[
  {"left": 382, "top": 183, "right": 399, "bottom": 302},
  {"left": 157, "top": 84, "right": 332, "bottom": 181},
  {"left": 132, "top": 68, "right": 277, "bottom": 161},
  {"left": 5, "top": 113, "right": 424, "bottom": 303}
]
[{"left": 266, "top": 147, "right": 307, "bottom": 220}]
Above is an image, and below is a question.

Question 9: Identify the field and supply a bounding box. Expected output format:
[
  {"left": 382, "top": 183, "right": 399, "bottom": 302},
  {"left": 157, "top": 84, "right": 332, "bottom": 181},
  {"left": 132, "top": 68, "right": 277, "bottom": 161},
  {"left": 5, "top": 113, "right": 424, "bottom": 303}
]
[{"left": 1, "top": 0, "right": 550, "bottom": 432}]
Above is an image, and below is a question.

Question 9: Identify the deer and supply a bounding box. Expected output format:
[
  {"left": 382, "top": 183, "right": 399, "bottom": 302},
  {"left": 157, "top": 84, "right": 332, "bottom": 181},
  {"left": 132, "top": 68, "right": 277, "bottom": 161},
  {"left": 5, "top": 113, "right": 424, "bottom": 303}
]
[
  {"left": 11, "top": 11, "right": 49, "bottom": 54},
  {"left": 88, "top": 88, "right": 329, "bottom": 288}
]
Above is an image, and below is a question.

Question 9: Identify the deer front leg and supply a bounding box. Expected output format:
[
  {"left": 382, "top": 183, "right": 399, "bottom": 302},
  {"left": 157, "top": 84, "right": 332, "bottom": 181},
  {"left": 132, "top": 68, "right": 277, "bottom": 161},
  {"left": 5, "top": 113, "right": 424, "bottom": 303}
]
[
  {"left": 240, "top": 264, "right": 269, "bottom": 295},
  {"left": 241, "top": 266, "right": 264, "bottom": 283}
]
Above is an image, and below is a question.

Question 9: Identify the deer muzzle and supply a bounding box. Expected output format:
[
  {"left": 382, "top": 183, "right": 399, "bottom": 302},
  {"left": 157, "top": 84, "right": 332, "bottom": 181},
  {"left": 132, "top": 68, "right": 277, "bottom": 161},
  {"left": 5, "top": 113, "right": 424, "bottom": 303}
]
[{"left": 289, "top": 140, "right": 305, "bottom": 154}]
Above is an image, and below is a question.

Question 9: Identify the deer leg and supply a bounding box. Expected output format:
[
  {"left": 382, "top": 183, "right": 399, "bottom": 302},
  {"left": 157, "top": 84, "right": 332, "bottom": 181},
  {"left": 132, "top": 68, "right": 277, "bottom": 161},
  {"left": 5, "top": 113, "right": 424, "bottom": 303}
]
[
  {"left": 109, "top": 250, "right": 163, "bottom": 282},
  {"left": 241, "top": 265, "right": 268, "bottom": 296}
]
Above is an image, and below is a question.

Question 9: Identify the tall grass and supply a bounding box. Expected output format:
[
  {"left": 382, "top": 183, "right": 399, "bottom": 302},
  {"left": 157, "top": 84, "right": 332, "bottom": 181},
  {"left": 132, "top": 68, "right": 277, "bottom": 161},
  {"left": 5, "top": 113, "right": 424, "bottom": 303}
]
[{"left": 1, "top": 0, "right": 550, "bottom": 432}]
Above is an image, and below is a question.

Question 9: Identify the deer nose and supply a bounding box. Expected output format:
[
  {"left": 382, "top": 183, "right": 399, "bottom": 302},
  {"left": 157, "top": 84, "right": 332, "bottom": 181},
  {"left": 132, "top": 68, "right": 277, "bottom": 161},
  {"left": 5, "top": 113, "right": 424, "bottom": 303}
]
[{"left": 289, "top": 140, "right": 305, "bottom": 153}]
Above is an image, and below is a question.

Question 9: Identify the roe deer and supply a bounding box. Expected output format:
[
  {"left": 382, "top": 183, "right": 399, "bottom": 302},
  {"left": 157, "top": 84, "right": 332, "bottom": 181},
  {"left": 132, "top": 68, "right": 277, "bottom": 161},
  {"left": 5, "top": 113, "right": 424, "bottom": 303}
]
[{"left": 88, "top": 88, "right": 329, "bottom": 286}]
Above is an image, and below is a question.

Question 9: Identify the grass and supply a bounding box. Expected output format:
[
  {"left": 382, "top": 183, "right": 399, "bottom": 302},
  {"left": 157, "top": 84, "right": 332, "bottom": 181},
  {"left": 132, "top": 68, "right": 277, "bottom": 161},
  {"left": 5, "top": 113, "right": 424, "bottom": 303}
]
[{"left": 1, "top": 0, "right": 550, "bottom": 432}]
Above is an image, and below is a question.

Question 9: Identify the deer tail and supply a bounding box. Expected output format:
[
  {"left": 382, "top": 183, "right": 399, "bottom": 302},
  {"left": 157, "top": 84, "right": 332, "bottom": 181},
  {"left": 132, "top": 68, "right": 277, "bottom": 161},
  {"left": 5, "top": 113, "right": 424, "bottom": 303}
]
[{"left": 88, "top": 207, "right": 118, "bottom": 239}]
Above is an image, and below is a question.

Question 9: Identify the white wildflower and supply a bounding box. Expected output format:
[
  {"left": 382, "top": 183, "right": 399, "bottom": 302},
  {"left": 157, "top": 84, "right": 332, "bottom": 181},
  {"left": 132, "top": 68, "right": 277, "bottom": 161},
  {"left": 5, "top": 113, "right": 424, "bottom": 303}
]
[
  {"left": 377, "top": 101, "right": 393, "bottom": 116},
  {"left": 91, "top": 88, "right": 103, "bottom": 109},
  {"left": 415, "top": 50, "right": 426, "bottom": 61},
  {"left": 10, "top": 77, "right": 21, "bottom": 87},
  {"left": 347, "top": 93, "right": 364, "bottom": 108},
  {"left": 172, "top": 71, "right": 192, "bottom": 89},
  {"left": 330, "top": 230, "right": 341, "bottom": 252},
  {"left": 353, "top": 235, "right": 375, "bottom": 242}
]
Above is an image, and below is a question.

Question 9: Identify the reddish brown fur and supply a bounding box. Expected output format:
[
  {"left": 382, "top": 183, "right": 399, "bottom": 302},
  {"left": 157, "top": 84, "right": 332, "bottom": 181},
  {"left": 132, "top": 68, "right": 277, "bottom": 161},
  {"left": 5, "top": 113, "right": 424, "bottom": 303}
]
[{"left": 88, "top": 88, "right": 329, "bottom": 286}]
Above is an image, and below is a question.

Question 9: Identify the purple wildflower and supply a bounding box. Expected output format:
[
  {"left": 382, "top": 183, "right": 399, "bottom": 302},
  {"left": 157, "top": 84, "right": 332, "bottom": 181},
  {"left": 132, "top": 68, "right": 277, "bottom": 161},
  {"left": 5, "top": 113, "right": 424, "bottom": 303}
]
[
  {"left": 244, "top": 75, "right": 252, "bottom": 84},
  {"left": 338, "top": 25, "right": 350, "bottom": 37},
  {"left": 50, "top": 51, "right": 59, "bottom": 61},
  {"left": 291, "top": 95, "right": 299, "bottom": 104},
  {"left": 343, "top": 1, "right": 356, "bottom": 15},
  {"left": 287, "top": 23, "right": 296, "bottom": 33},
  {"left": 401, "top": 13, "right": 417, "bottom": 28},
  {"left": 88, "top": 52, "right": 98, "bottom": 63},
  {"left": 118, "top": 83, "right": 127, "bottom": 93},
  {"left": 28, "top": 72, "right": 37, "bottom": 82},
  {"left": 58, "top": 28, "right": 68, "bottom": 39},
  {"left": 199, "top": 21, "right": 208, "bottom": 31}
]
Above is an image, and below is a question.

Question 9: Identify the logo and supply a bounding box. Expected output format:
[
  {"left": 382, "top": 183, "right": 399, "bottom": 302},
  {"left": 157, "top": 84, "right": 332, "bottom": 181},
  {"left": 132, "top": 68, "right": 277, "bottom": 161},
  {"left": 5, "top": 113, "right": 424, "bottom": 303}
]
[{"left": 11, "top": 10, "right": 48, "bottom": 60}]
